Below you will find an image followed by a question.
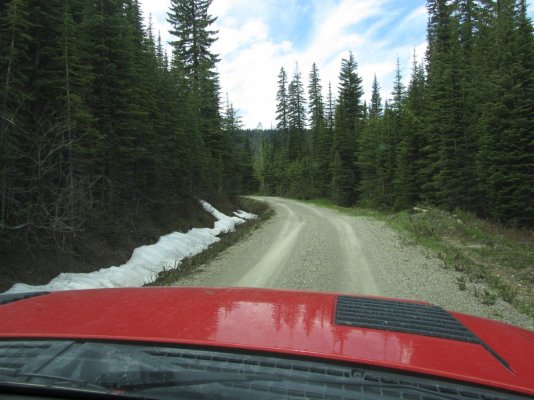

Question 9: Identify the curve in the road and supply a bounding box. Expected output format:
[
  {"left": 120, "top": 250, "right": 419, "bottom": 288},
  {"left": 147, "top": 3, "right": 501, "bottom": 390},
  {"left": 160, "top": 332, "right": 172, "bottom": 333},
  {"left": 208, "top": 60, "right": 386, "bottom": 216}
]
[{"left": 172, "top": 197, "right": 534, "bottom": 330}]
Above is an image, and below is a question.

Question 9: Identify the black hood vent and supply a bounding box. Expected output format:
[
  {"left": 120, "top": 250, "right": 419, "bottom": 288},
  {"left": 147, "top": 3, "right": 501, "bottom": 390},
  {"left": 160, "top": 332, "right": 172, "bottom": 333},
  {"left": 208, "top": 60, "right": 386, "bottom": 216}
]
[
  {"left": 0, "top": 291, "right": 49, "bottom": 306},
  {"left": 335, "top": 296, "right": 480, "bottom": 343},
  {"left": 335, "top": 296, "right": 512, "bottom": 371}
]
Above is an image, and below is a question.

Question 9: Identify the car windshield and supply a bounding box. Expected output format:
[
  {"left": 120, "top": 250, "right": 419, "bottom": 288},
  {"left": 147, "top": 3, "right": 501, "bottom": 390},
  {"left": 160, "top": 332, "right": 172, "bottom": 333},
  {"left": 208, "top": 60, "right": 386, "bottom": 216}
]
[{"left": 0, "top": 340, "right": 526, "bottom": 400}]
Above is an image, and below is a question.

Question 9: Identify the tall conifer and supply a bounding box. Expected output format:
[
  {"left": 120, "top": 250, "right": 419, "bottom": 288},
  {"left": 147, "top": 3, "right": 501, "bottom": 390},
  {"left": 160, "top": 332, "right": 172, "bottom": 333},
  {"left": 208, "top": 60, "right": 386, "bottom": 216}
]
[{"left": 332, "top": 52, "right": 363, "bottom": 205}]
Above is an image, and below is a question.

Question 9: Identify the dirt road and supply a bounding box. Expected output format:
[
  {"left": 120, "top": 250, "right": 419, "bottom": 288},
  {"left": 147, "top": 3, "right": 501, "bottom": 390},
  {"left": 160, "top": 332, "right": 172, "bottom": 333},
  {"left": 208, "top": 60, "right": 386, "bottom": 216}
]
[{"left": 174, "top": 197, "right": 534, "bottom": 330}]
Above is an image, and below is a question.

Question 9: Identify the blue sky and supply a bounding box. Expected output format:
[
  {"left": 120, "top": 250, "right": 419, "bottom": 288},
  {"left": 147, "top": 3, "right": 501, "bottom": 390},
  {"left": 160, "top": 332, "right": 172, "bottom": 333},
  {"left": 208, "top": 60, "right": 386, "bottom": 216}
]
[{"left": 140, "top": 0, "right": 534, "bottom": 129}]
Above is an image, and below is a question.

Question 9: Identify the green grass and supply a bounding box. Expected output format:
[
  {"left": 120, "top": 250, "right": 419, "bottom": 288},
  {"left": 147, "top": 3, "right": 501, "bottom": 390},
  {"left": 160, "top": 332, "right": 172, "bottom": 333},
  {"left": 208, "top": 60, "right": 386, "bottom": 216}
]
[
  {"left": 305, "top": 198, "right": 383, "bottom": 218},
  {"left": 308, "top": 200, "right": 534, "bottom": 317},
  {"left": 146, "top": 197, "right": 274, "bottom": 286}
]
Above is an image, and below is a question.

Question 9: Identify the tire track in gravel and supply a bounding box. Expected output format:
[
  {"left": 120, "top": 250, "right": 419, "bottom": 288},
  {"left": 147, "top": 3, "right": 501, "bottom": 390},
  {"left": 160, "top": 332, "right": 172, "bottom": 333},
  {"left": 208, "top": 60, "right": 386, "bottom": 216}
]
[{"left": 236, "top": 202, "right": 305, "bottom": 287}]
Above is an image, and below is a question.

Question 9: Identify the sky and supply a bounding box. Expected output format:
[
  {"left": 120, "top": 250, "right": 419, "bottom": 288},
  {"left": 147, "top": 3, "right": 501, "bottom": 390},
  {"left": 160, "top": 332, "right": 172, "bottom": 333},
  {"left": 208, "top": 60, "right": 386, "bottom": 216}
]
[{"left": 140, "top": 0, "right": 534, "bottom": 129}]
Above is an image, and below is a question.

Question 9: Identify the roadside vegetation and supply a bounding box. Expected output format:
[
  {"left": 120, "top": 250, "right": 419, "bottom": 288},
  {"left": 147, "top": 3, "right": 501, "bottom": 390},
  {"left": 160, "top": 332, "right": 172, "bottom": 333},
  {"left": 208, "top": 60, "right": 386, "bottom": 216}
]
[
  {"left": 307, "top": 199, "right": 534, "bottom": 319},
  {"left": 148, "top": 198, "right": 273, "bottom": 286},
  {"left": 0, "top": 0, "right": 256, "bottom": 252},
  {"left": 0, "top": 0, "right": 256, "bottom": 287},
  {"left": 253, "top": 1, "right": 533, "bottom": 229}
]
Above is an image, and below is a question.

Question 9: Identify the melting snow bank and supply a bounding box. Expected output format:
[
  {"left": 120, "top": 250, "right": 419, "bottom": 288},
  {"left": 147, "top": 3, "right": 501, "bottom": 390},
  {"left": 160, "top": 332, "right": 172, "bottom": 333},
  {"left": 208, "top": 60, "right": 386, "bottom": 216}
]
[{"left": 4, "top": 201, "right": 257, "bottom": 294}]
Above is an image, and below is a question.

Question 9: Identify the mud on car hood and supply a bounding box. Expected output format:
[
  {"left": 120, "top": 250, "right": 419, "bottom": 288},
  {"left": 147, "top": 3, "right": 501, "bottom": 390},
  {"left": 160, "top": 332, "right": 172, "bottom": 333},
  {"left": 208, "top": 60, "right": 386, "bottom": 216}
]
[{"left": 0, "top": 287, "right": 533, "bottom": 396}]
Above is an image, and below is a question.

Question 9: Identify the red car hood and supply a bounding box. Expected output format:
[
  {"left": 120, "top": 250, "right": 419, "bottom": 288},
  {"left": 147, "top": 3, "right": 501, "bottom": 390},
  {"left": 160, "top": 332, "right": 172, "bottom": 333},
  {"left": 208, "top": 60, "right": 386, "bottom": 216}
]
[{"left": 0, "top": 287, "right": 533, "bottom": 396}]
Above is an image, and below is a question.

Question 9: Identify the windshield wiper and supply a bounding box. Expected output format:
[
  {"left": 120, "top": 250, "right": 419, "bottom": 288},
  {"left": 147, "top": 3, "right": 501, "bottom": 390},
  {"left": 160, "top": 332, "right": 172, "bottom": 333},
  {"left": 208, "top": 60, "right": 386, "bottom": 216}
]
[
  {"left": 0, "top": 366, "right": 109, "bottom": 392},
  {"left": 96, "top": 370, "right": 462, "bottom": 400},
  {"left": 96, "top": 370, "right": 271, "bottom": 390},
  {"left": 0, "top": 366, "right": 464, "bottom": 400}
]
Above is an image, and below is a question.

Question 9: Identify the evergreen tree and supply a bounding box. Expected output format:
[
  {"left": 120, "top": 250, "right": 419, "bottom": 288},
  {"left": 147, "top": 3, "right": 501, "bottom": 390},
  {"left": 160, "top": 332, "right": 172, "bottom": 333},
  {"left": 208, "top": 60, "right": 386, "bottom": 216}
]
[
  {"left": 378, "top": 59, "right": 405, "bottom": 207},
  {"left": 308, "top": 63, "right": 324, "bottom": 132},
  {"left": 167, "top": 0, "right": 222, "bottom": 196},
  {"left": 239, "top": 132, "right": 257, "bottom": 194},
  {"left": 308, "top": 63, "right": 328, "bottom": 196},
  {"left": 0, "top": 0, "right": 248, "bottom": 245},
  {"left": 421, "top": 0, "right": 454, "bottom": 204},
  {"left": 80, "top": 0, "right": 141, "bottom": 200},
  {"left": 369, "top": 75, "right": 383, "bottom": 117},
  {"left": 325, "top": 82, "right": 335, "bottom": 132},
  {"left": 221, "top": 99, "right": 241, "bottom": 194},
  {"left": 332, "top": 52, "right": 363, "bottom": 205},
  {"left": 477, "top": 0, "right": 534, "bottom": 225},
  {"left": 274, "top": 65, "right": 290, "bottom": 183},
  {"left": 0, "top": 0, "right": 31, "bottom": 228},
  {"left": 255, "top": 1, "right": 534, "bottom": 226},
  {"left": 394, "top": 54, "right": 426, "bottom": 209},
  {"left": 391, "top": 58, "right": 406, "bottom": 115},
  {"left": 56, "top": 0, "right": 102, "bottom": 225},
  {"left": 287, "top": 64, "right": 306, "bottom": 161},
  {"left": 433, "top": 2, "right": 477, "bottom": 210},
  {"left": 275, "top": 67, "right": 289, "bottom": 135},
  {"left": 168, "top": 0, "right": 218, "bottom": 84},
  {"left": 358, "top": 76, "right": 383, "bottom": 205}
]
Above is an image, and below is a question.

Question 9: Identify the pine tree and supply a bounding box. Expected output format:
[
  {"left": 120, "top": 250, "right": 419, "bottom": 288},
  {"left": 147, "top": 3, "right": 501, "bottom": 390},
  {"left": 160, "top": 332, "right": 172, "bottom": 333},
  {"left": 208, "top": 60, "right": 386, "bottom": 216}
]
[
  {"left": 477, "top": 0, "right": 534, "bottom": 225},
  {"left": 394, "top": 53, "right": 426, "bottom": 209},
  {"left": 0, "top": 0, "right": 31, "bottom": 229},
  {"left": 308, "top": 63, "right": 324, "bottom": 132},
  {"left": 56, "top": 0, "right": 102, "bottom": 225},
  {"left": 431, "top": 2, "right": 477, "bottom": 210},
  {"left": 287, "top": 64, "right": 306, "bottom": 161},
  {"left": 391, "top": 58, "right": 406, "bottom": 115},
  {"left": 332, "top": 52, "right": 363, "bottom": 205},
  {"left": 308, "top": 63, "right": 328, "bottom": 196},
  {"left": 274, "top": 65, "right": 290, "bottom": 179},
  {"left": 369, "top": 75, "right": 383, "bottom": 117},
  {"left": 167, "top": 0, "right": 222, "bottom": 196},
  {"left": 510, "top": 0, "right": 534, "bottom": 225},
  {"left": 80, "top": 0, "right": 135, "bottom": 200},
  {"left": 275, "top": 67, "right": 289, "bottom": 135},
  {"left": 168, "top": 0, "right": 218, "bottom": 84},
  {"left": 358, "top": 76, "right": 383, "bottom": 205},
  {"left": 220, "top": 98, "right": 241, "bottom": 194},
  {"left": 239, "top": 132, "right": 256, "bottom": 194},
  {"left": 337, "top": 52, "right": 364, "bottom": 135},
  {"left": 325, "top": 82, "right": 335, "bottom": 133},
  {"left": 0, "top": 0, "right": 250, "bottom": 246},
  {"left": 379, "top": 58, "right": 405, "bottom": 208},
  {"left": 421, "top": 0, "right": 454, "bottom": 205}
]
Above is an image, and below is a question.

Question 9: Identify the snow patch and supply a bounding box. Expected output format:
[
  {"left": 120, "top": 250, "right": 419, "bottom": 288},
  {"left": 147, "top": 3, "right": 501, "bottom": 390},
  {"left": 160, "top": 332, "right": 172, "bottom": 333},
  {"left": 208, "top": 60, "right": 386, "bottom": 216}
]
[{"left": 4, "top": 201, "right": 257, "bottom": 294}]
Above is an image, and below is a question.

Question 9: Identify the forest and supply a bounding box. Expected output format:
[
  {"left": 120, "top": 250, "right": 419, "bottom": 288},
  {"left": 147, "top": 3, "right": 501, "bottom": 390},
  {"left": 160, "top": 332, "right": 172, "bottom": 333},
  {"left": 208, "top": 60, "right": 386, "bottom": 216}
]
[
  {"left": 1, "top": 0, "right": 533, "bottom": 258},
  {"left": 253, "top": 0, "right": 533, "bottom": 227},
  {"left": 0, "top": 0, "right": 255, "bottom": 246}
]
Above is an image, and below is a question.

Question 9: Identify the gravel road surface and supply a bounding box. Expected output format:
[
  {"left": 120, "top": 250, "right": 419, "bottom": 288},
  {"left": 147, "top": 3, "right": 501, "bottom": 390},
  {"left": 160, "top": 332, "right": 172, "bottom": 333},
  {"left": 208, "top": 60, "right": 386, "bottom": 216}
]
[{"left": 174, "top": 197, "right": 534, "bottom": 330}]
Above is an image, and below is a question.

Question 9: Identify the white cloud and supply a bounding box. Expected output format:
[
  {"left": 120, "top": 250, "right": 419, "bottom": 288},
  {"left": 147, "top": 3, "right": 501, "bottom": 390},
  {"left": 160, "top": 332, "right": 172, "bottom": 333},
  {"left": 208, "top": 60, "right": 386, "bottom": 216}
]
[
  {"left": 141, "top": 0, "right": 170, "bottom": 15},
  {"left": 213, "top": 18, "right": 269, "bottom": 55},
  {"left": 139, "top": 0, "right": 431, "bottom": 128}
]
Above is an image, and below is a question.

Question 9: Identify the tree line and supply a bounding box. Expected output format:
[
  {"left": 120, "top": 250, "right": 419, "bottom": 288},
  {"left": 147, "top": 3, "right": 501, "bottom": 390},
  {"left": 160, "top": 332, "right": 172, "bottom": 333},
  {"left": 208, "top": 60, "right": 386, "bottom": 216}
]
[
  {"left": 0, "top": 0, "right": 254, "bottom": 244},
  {"left": 254, "top": 0, "right": 534, "bottom": 227}
]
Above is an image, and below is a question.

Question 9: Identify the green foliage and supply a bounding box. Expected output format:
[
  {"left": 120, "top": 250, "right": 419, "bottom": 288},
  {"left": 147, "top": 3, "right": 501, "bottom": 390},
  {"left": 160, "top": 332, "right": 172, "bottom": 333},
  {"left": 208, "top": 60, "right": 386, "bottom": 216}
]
[
  {"left": 0, "top": 0, "right": 32, "bottom": 228},
  {"left": 393, "top": 54, "right": 426, "bottom": 209},
  {"left": 287, "top": 64, "right": 307, "bottom": 161},
  {"left": 254, "top": 0, "right": 533, "bottom": 228},
  {"left": 476, "top": 0, "right": 534, "bottom": 226},
  {"left": 332, "top": 53, "right": 363, "bottom": 205},
  {"left": 383, "top": 206, "right": 534, "bottom": 314},
  {"left": 0, "top": 0, "right": 252, "bottom": 243},
  {"left": 275, "top": 67, "right": 289, "bottom": 133}
]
